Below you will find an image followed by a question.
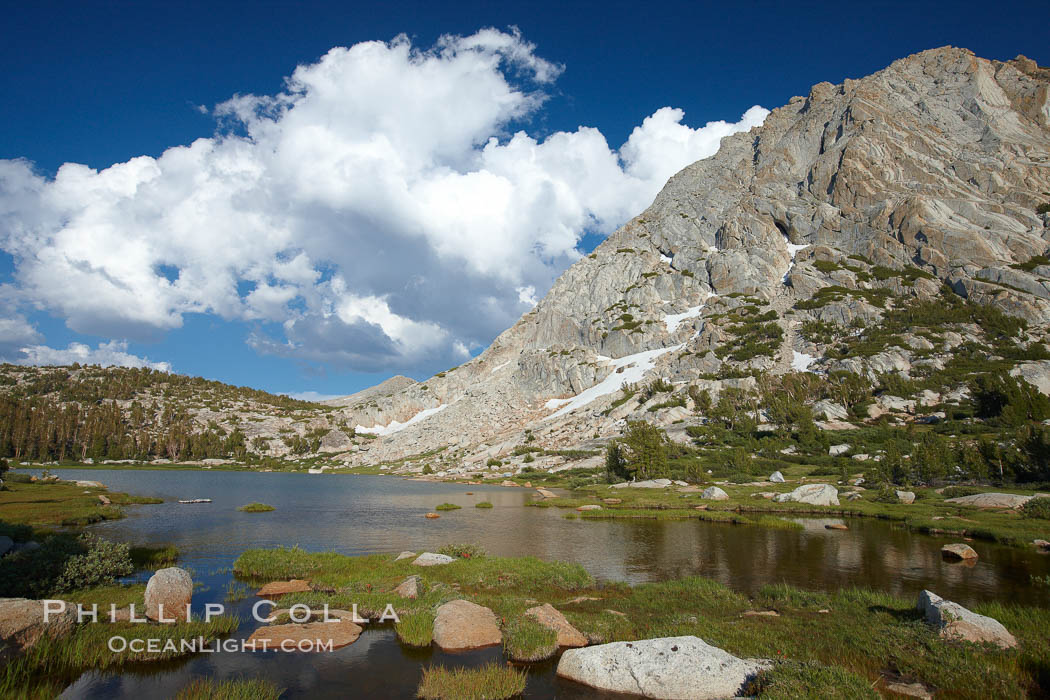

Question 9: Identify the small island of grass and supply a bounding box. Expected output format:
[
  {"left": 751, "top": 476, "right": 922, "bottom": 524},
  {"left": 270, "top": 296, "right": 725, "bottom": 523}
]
[
  {"left": 434, "top": 502, "right": 461, "bottom": 511},
  {"left": 474, "top": 501, "right": 493, "bottom": 508},
  {"left": 237, "top": 502, "right": 276, "bottom": 512}
]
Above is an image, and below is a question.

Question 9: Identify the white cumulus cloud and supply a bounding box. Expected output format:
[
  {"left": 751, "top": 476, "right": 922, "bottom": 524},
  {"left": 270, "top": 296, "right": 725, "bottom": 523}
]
[
  {"left": 16, "top": 340, "right": 172, "bottom": 371},
  {"left": 0, "top": 29, "right": 766, "bottom": 374}
]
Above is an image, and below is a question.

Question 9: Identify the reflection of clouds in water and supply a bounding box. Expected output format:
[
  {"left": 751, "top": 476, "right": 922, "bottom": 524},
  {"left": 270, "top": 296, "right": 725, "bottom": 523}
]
[{"left": 35, "top": 468, "right": 1050, "bottom": 609}]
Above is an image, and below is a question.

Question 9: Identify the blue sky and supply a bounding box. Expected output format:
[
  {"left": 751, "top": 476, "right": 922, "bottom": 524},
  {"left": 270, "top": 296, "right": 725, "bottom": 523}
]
[{"left": 1, "top": 0, "right": 1047, "bottom": 399}]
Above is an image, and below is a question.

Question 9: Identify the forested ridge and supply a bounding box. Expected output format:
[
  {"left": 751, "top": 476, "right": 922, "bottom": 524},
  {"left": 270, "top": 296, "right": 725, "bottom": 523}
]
[{"left": 0, "top": 364, "right": 331, "bottom": 463}]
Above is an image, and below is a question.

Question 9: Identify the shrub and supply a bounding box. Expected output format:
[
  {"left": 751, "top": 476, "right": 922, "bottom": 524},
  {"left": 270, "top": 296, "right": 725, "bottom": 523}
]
[
  {"left": 1022, "top": 497, "right": 1050, "bottom": 519},
  {"left": 437, "top": 543, "right": 486, "bottom": 559},
  {"left": 5, "top": 472, "right": 33, "bottom": 483},
  {"left": 485, "top": 458, "right": 501, "bottom": 467},
  {"left": 422, "top": 464, "right": 434, "bottom": 475},
  {"left": 54, "top": 536, "right": 134, "bottom": 592},
  {"left": 872, "top": 488, "right": 900, "bottom": 503},
  {"left": 523, "top": 453, "right": 535, "bottom": 463}
]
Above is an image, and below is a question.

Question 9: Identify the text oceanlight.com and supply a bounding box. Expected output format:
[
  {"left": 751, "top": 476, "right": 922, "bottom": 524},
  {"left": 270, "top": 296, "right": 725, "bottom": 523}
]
[{"left": 107, "top": 636, "right": 337, "bottom": 653}]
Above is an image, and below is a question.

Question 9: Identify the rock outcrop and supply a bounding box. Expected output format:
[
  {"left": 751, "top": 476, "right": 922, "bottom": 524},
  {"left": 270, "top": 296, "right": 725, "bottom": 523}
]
[
  {"left": 944, "top": 493, "right": 1037, "bottom": 509},
  {"left": 773, "top": 484, "right": 840, "bottom": 506}
]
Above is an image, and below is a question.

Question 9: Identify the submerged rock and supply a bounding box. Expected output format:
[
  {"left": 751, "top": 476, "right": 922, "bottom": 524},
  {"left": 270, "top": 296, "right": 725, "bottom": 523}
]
[
  {"left": 917, "top": 590, "right": 1016, "bottom": 648},
  {"left": 773, "top": 484, "right": 840, "bottom": 506},
  {"left": 145, "top": 567, "right": 193, "bottom": 622},
  {"left": 941, "top": 543, "right": 979, "bottom": 561},
  {"left": 432, "top": 599, "right": 502, "bottom": 651},
  {"left": 255, "top": 579, "right": 312, "bottom": 597},
  {"left": 556, "top": 635, "right": 769, "bottom": 699},
  {"left": 247, "top": 618, "right": 362, "bottom": 650}
]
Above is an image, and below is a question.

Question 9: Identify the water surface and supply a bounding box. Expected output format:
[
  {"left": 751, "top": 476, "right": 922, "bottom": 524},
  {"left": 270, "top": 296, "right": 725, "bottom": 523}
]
[{"left": 22, "top": 468, "right": 1049, "bottom": 699}]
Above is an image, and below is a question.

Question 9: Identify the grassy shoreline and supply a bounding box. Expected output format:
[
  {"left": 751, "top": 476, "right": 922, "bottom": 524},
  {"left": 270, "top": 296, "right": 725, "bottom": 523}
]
[
  {"left": 0, "top": 479, "right": 162, "bottom": 528},
  {"left": 230, "top": 545, "right": 1050, "bottom": 698},
  {"left": 528, "top": 481, "right": 1050, "bottom": 548}
]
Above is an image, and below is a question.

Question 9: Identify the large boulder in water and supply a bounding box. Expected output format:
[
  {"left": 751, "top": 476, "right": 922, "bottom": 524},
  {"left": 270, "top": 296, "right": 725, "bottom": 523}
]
[
  {"left": 556, "top": 635, "right": 769, "bottom": 698},
  {"left": 433, "top": 599, "right": 502, "bottom": 651},
  {"left": 941, "top": 543, "right": 978, "bottom": 560},
  {"left": 773, "top": 484, "right": 840, "bottom": 506},
  {"left": 917, "top": 590, "right": 1016, "bottom": 648},
  {"left": 145, "top": 567, "right": 193, "bottom": 622},
  {"left": 0, "top": 598, "right": 77, "bottom": 662}
]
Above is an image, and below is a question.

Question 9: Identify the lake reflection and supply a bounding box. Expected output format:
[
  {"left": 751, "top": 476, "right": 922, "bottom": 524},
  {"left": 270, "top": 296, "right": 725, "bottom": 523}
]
[{"left": 31, "top": 468, "right": 1050, "bottom": 606}]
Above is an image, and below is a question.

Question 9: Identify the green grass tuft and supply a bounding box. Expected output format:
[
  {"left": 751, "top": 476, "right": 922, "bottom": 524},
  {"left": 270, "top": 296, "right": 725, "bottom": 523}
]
[
  {"left": 503, "top": 616, "right": 558, "bottom": 662},
  {"left": 129, "top": 544, "right": 179, "bottom": 569},
  {"left": 237, "top": 502, "right": 275, "bottom": 512},
  {"left": 474, "top": 501, "right": 494, "bottom": 509},
  {"left": 395, "top": 610, "right": 435, "bottom": 647},
  {"left": 744, "top": 661, "right": 879, "bottom": 699},
  {"left": 417, "top": 663, "right": 526, "bottom": 700},
  {"left": 174, "top": 677, "right": 284, "bottom": 700},
  {"left": 434, "top": 503, "right": 461, "bottom": 511}
]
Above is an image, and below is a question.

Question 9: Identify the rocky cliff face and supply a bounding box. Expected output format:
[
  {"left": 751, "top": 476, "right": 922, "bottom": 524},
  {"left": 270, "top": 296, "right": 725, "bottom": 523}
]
[{"left": 329, "top": 47, "right": 1050, "bottom": 473}]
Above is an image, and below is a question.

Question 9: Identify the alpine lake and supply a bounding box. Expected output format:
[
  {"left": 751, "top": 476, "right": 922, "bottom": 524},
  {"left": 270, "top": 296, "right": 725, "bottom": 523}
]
[{"left": 19, "top": 468, "right": 1050, "bottom": 699}]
